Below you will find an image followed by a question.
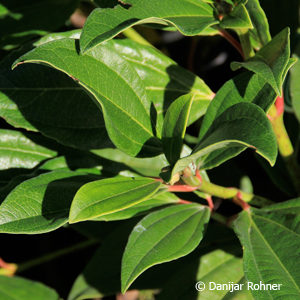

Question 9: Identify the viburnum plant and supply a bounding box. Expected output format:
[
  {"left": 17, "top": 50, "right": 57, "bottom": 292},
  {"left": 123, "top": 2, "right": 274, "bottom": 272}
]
[{"left": 0, "top": 0, "right": 300, "bottom": 299}]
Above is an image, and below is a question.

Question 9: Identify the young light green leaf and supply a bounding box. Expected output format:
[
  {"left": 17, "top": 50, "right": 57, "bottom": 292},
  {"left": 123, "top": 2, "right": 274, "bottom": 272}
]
[
  {"left": 80, "top": 0, "right": 218, "bottom": 53},
  {"left": 233, "top": 199, "right": 300, "bottom": 299},
  {"left": 231, "top": 28, "right": 295, "bottom": 95},
  {"left": 93, "top": 191, "right": 179, "bottom": 221},
  {"left": 0, "top": 276, "right": 60, "bottom": 300},
  {"left": 220, "top": 4, "right": 253, "bottom": 30},
  {"left": 0, "top": 170, "right": 99, "bottom": 234},
  {"left": 169, "top": 102, "right": 277, "bottom": 179},
  {"left": 13, "top": 38, "right": 159, "bottom": 157},
  {"left": 162, "top": 94, "right": 194, "bottom": 165},
  {"left": 0, "top": 129, "right": 56, "bottom": 170},
  {"left": 121, "top": 203, "right": 210, "bottom": 293},
  {"left": 0, "top": 45, "right": 111, "bottom": 150},
  {"left": 245, "top": 0, "right": 271, "bottom": 47},
  {"left": 69, "top": 177, "right": 162, "bottom": 223}
]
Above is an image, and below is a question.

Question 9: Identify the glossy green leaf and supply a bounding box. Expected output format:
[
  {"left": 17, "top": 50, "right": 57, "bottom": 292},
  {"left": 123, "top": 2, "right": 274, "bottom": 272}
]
[
  {"left": 80, "top": 0, "right": 218, "bottom": 53},
  {"left": 233, "top": 199, "right": 300, "bottom": 299},
  {"left": 0, "top": 129, "right": 56, "bottom": 170},
  {"left": 198, "top": 72, "right": 276, "bottom": 141},
  {"left": 245, "top": 0, "right": 271, "bottom": 47},
  {"left": 0, "top": 0, "right": 79, "bottom": 49},
  {"left": 220, "top": 4, "right": 253, "bottom": 30},
  {"left": 37, "top": 32, "right": 214, "bottom": 132},
  {"left": 290, "top": 37, "right": 300, "bottom": 122},
  {"left": 13, "top": 38, "right": 160, "bottom": 157},
  {"left": 69, "top": 177, "right": 162, "bottom": 223},
  {"left": 109, "top": 38, "right": 214, "bottom": 133},
  {"left": 0, "top": 276, "right": 59, "bottom": 300},
  {"left": 231, "top": 28, "right": 295, "bottom": 95},
  {"left": 157, "top": 249, "right": 252, "bottom": 300},
  {"left": 93, "top": 191, "right": 179, "bottom": 221},
  {"left": 0, "top": 45, "right": 111, "bottom": 150},
  {"left": 162, "top": 94, "right": 194, "bottom": 165},
  {"left": 193, "top": 70, "right": 279, "bottom": 171},
  {"left": 121, "top": 203, "right": 210, "bottom": 293},
  {"left": 169, "top": 102, "right": 277, "bottom": 179},
  {"left": 0, "top": 170, "right": 99, "bottom": 234}
]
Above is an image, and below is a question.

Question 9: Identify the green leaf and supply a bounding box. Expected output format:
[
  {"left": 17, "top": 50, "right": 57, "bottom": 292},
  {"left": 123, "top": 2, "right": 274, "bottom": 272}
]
[
  {"left": 198, "top": 72, "right": 276, "bottom": 141},
  {"left": 0, "top": 44, "right": 111, "bottom": 150},
  {"left": 109, "top": 38, "right": 214, "bottom": 133},
  {"left": 80, "top": 0, "right": 218, "bottom": 53},
  {"left": 0, "top": 276, "right": 59, "bottom": 300},
  {"left": 162, "top": 94, "right": 194, "bottom": 165},
  {"left": 0, "top": 129, "right": 56, "bottom": 170},
  {"left": 0, "top": 0, "right": 79, "bottom": 50},
  {"left": 157, "top": 249, "right": 251, "bottom": 300},
  {"left": 245, "top": 0, "right": 271, "bottom": 47},
  {"left": 94, "top": 191, "right": 179, "bottom": 221},
  {"left": 169, "top": 102, "right": 277, "bottom": 179},
  {"left": 69, "top": 177, "right": 162, "bottom": 223},
  {"left": 220, "top": 4, "right": 253, "bottom": 30},
  {"left": 231, "top": 28, "right": 295, "bottom": 95},
  {"left": 290, "top": 37, "right": 300, "bottom": 122},
  {"left": 93, "top": 148, "right": 168, "bottom": 177},
  {"left": 68, "top": 219, "right": 143, "bottom": 300},
  {"left": 0, "top": 170, "right": 99, "bottom": 234},
  {"left": 233, "top": 199, "right": 300, "bottom": 299},
  {"left": 13, "top": 38, "right": 159, "bottom": 157},
  {"left": 121, "top": 203, "right": 210, "bottom": 293}
]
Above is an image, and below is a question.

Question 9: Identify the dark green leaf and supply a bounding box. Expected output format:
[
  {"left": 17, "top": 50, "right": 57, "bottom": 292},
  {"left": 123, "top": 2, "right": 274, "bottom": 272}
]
[
  {"left": 220, "top": 4, "right": 253, "bottom": 30},
  {"left": 162, "top": 94, "right": 194, "bottom": 165},
  {"left": 109, "top": 38, "right": 214, "bottom": 133},
  {"left": 233, "top": 199, "right": 300, "bottom": 299},
  {"left": 80, "top": 0, "right": 218, "bottom": 52},
  {"left": 245, "top": 0, "right": 271, "bottom": 47},
  {"left": 0, "top": 170, "right": 99, "bottom": 234},
  {"left": 170, "top": 102, "right": 277, "bottom": 179},
  {"left": 13, "top": 38, "right": 159, "bottom": 156},
  {"left": 231, "top": 28, "right": 295, "bottom": 95},
  {"left": 0, "top": 129, "right": 56, "bottom": 170},
  {"left": 0, "top": 0, "right": 79, "bottom": 49},
  {"left": 0, "top": 276, "right": 59, "bottom": 300},
  {"left": 121, "top": 203, "right": 210, "bottom": 292},
  {"left": 0, "top": 45, "right": 111, "bottom": 150},
  {"left": 69, "top": 177, "right": 162, "bottom": 223}
]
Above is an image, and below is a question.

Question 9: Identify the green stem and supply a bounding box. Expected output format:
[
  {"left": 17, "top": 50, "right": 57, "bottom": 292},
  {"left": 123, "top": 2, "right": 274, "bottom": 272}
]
[
  {"left": 17, "top": 239, "right": 99, "bottom": 273},
  {"left": 123, "top": 28, "right": 154, "bottom": 47},
  {"left": 211, "top": 212, "right": 229, "bottom": 226},
  {"left": 236, "top": 28, "right": 254, "bottom": 60},
  {"left": 199, "top": 179, "right": 254, "bottom": 202}
]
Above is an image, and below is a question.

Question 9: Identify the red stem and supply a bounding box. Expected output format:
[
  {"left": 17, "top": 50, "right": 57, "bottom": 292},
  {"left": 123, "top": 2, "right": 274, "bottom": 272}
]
[
  {"left": 218, "top": 29, "right": 244, "bottom": 59},
  {"left": 206, "top": 195, "right": 214, "bottom": 211},
  {"left": 275, "top": 94, "right": 284, "bottom": 116},
  {"left": 167, "top": 185, "right": 198, "bottom": 192}
]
